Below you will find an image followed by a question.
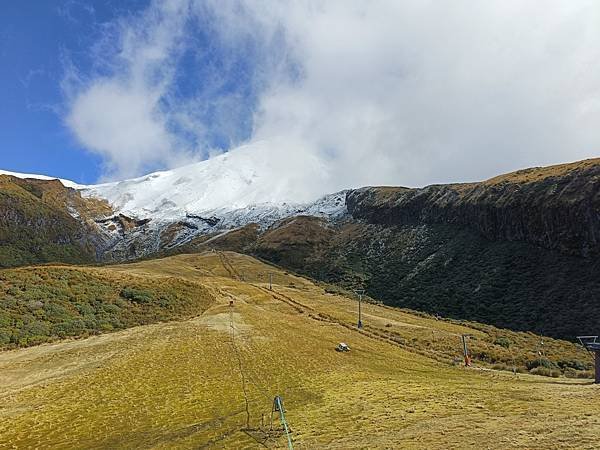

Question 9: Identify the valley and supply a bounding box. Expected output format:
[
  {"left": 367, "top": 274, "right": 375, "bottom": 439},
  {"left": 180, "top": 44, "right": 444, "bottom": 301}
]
[
  {"left": 1, "top": 252, "right": 599, "bottom": 449},
  {"left": 1, "top": 158, "right": 598, "bottom": 341},
  {"left": 4, "top": 5, "right": 600, "bottom": 449}
]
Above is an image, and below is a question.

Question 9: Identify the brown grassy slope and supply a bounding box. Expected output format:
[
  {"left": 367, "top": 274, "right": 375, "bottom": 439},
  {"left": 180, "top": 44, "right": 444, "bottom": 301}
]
[
  {"left": 484, "top": 157, "right": 600, "bottom": 185},
  {"left": 9, "top": 176, "right": 112, "bottom": 221},
  {"left": 1, "top": 252, "right": 599, "bottom": 449}
]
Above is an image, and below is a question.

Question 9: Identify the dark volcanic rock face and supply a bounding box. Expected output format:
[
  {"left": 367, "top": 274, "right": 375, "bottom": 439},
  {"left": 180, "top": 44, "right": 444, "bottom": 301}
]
[{"left": 346, "top": 159, "right": 600, "bottom": 257}]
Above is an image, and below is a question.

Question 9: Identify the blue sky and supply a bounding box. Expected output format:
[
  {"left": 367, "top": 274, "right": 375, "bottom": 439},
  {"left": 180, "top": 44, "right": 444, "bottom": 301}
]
[
  {"left": 0, "top": 1, "right": 145, "bottom": 183},
  {"left": 1, "top": 1, "right": 599, "bottom": 192},
  {"left": 0, "top": 0, "right": 261, "bottom": 183}
]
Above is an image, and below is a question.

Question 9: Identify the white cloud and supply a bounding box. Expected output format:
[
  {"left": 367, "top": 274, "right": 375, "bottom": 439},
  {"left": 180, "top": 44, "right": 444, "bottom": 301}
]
[
  {"left": 65, "top": 0, "right": 600, "bottom": 195},
  {"left": 64, "top": 0, "right": 192, "bottom": 179},
  {"left": 67, "top": 81, "right": 172, "bottom": 176},
  {"left": 246, "top": 0, "right": 600, "bottom": 192}
]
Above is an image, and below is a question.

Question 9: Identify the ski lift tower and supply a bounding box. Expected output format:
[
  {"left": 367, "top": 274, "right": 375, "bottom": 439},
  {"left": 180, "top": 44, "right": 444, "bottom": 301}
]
[
  {"left": 577, "top": 336, "right": 600, "bottom": 384},
  {"left": 354, "top": 289, "right": 365, "bottom": 329}
]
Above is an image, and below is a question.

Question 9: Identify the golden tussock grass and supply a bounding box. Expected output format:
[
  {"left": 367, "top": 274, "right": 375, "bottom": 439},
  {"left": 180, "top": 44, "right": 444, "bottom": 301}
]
[{"left": 1, "top": 251, "right": 599, "bottom": 449}]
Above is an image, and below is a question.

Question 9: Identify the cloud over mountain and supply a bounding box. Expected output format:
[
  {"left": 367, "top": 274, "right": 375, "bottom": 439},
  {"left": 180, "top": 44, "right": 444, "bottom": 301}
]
[{"left": 64, "top": 0, "right": 600, "bottom": 198}]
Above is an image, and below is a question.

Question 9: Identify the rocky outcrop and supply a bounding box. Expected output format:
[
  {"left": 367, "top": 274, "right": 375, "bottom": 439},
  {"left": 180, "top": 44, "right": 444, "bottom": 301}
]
[{"left": 347, "top": 158, "right": 600, "bottom": 257}]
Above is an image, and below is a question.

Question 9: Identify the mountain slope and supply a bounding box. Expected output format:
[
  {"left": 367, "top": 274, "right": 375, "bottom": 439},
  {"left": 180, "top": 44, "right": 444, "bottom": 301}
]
[
  {"left": 244, "top": 218, "right": 600, "bottom": 340},
  {"left": 0, "top": 263, "right": 213, "bottom": 348},
  {"left": 1, "top": 158, "right": 598, "bottom": 341},
  {"left": 0, "top": 175, "right": 110, "bottom": 267},
  {"left": 347, "top": 158, "right": 600, "bottom": 257},
  {"left": 172, "top": 159, "right": 600, "bottom": 340},
  {"left": 82, "top": 142, "right": 336, "bottom": 221},
  {"left": 1, "top": 252, "right": 597, "bottom": 449}
]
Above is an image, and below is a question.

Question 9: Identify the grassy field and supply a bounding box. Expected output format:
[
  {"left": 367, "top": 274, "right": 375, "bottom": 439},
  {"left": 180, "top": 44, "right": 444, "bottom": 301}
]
[{"left": 1, "top": 251, "right": 599, "bottom": 449}]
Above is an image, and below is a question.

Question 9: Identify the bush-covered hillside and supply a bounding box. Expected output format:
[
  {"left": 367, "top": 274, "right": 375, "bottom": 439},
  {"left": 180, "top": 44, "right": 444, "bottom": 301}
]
[
  {"left": 0, "top": 266, "right": 214, "bottom": 349},
  {"left": 0, "top": 175, "right": 108, "bottom": 267},
  {"left": 248, "top": 219, "right": 600, "bottom": 341}
]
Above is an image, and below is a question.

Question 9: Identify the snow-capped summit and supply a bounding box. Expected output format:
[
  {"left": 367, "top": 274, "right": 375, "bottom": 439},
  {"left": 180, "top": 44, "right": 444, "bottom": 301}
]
[
  {"left": 81, "top": 141, "right": 336, "bottom": 221},
  {"left": 0, "top": 141, "right": 347, "bottom": 250},
  {"left": 1, "top": 142, "right": 347, "bottom": 259}
]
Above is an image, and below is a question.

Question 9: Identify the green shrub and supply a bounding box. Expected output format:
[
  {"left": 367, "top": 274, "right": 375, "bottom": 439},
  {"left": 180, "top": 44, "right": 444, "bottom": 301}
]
[
  {"left": 530, "top": 367, "right": 561, "bottom": 377},
  {"left": 120, "top": 287, "right": 153, "bottom": 304},
  {"left": 580, "top": 371, "right": 594, "bottom": 379},
  {"left": 0, "top": 267, "right": 213, "bottom": 350},
  {"left": 6, "top": 287, "right": 19, "bottom": 296},
  {"left": 101, "top": 304, "right": 121, "bottom": 314},
  {"left": 526, "top": 358, "right": 555, "bottom": 370},
  {"left": 557, "top": 359, "right": 590, "bottom": 371},
  {"left": 493, "top": 336, "right": 512, "bottom": 348},
  {"left": 76, "top": 303, "right": 95, "bottom": 316},
  {"left": 0, "top": 329, "right": 11, "bottom": 345},
  {"left": 563, "top": 368, "right": 594, "bottom": 379}
]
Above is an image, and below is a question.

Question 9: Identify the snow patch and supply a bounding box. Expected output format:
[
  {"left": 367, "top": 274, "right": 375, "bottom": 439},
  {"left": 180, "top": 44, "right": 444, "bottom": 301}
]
[{"left": 0, "top": 169, "right": 85, "bottom": 190}]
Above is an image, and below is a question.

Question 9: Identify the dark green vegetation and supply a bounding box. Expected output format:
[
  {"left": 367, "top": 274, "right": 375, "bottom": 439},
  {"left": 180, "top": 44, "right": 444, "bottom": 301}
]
[
  {"left": 246, "top": 219, "right": 600, "bottom": 341},
  {"left": 0, "top": 175, "right": 109, "bottom": 267},
  {"left": 0, "top": 265, "right": 213, "bottom": 349}
]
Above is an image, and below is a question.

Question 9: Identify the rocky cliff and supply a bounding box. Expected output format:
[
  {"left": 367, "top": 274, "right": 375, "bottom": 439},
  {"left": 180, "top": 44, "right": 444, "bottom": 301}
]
[{"left": 346, "top": 158, "right": 600, "bottom": 257}]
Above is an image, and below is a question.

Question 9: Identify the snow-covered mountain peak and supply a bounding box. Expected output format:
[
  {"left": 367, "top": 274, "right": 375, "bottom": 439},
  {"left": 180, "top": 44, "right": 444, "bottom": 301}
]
[
  {"left": 1, "top": 145, "right": 348, "bottom": 259},
  {"left": 0, "top": 142, "right": 347, "bottom": 243},
  {"left": 82, "top": 142, "right": 334, "bottom": 221}
]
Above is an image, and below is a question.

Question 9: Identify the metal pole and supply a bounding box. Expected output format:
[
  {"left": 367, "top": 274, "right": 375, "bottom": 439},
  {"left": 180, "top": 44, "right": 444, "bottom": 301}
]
[
  {"left": 269, "top": 273, "right": 272, "bottom": 290},
  {"left": 358, "top": 293, "right": 363, "bottom": 329},
  {"left": 272, "top": 396, "right": 293, "bottom": 449},
  {"left": 277, "top": 397, "right": 294, "bottom": 450},
  {"left": 354, "top": 289, "right": 364, "bottom": 329},
  {"left": 462, "top": 334, "right": 471, "bottom": 367},
  {"left": 595, "top": 349, "right": 600, "bottom": 384}
]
